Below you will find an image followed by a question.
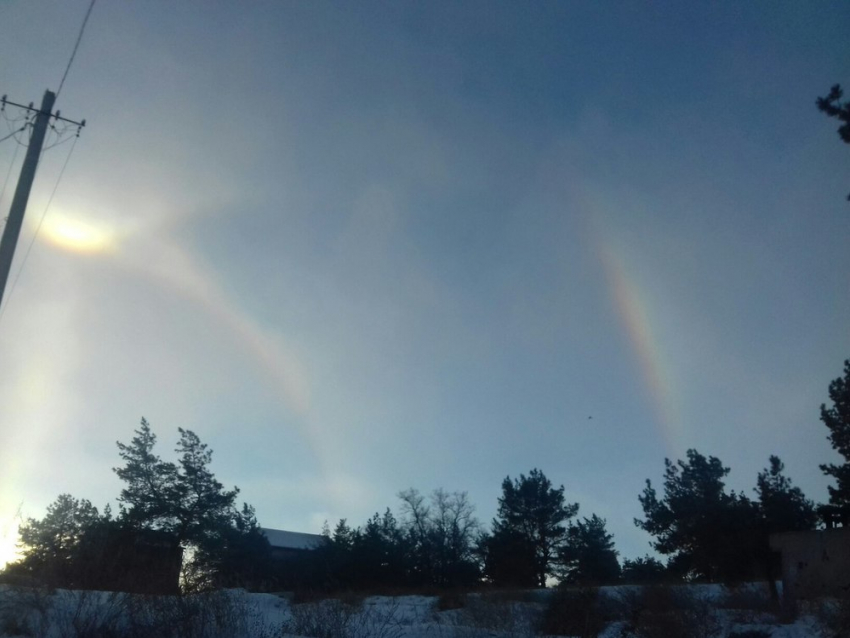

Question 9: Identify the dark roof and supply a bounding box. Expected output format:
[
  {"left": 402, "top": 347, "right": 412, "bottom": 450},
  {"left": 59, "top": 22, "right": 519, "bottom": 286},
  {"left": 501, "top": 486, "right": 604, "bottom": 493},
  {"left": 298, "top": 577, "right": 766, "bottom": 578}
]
[{"left": 260, "top": 527, "right": 325, "bottom": 550}]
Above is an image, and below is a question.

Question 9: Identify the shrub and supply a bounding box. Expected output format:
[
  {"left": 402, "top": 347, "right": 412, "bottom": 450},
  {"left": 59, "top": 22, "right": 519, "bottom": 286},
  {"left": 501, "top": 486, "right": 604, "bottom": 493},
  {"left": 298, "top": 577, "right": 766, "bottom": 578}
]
[
  {"left": 463, "top": 593, "right": 540, "bottom": 637},
  {"left": 540, "top": 587, "right": 607, "bottom": 638},
  {"left": 617, "top": 585, "right": 722, "bottom": 638},
  {"left": 123, "top": 590, "right": 275, "bottom": 638},
  {"left": 435, "top": 590, "right": 466, "bottom": 611},
  {"left": 0, "top": 586, "right": 54, "bottom": 638},
  {"left": 0, "top": 596, "right": 34, "bottom": 638},
  {"left": 51, "top": 590, "right": 127, "bottom": 638},
  {"left": 283, "top": 599, "right": 355, "bottom": 638},
  {"left": 721, "top": 583, "right": 781, "bottom": 625},
  {"left": 432, "top": 591, "right": 541, "bottom": 638},
  {"left": 282, "top": 597, "right": 403, "bottom": 638},
  {"left": 813, "top": 593, "right": 850, "bottom": 638}
]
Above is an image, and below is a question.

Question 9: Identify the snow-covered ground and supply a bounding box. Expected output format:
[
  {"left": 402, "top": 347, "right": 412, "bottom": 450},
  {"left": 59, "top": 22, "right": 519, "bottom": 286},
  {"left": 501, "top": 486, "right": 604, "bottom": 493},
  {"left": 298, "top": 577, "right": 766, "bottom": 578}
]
[{"left": 0, "top": 584, "right": 839, "bottom": 637}]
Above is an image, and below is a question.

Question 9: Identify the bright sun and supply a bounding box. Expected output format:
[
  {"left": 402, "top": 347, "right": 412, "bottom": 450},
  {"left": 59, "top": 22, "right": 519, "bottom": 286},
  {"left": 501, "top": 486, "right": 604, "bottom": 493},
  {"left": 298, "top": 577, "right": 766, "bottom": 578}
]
[
  {"left": 40, "top": 213, "right": 117, "bottom": 254},
  {"left": 0, "top": 525, "right": 21, "bottom": 569}
]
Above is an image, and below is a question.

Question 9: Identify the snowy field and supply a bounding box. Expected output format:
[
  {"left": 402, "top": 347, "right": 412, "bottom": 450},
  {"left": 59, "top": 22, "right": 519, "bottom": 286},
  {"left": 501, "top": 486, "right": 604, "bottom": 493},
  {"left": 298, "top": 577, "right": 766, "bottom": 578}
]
[{"left": 0, "top": 584, "right": 841, "bottom": 637}]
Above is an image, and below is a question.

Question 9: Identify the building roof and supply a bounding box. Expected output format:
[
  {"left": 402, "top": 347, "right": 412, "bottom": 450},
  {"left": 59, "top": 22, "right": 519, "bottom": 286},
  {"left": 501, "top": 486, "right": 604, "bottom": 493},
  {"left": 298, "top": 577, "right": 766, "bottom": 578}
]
[
  {"left": 260, "top": 527, "right": 325, "bottom": 550},
  {"left": 769, "top": 526, "right": 850, "bottom": 550}
]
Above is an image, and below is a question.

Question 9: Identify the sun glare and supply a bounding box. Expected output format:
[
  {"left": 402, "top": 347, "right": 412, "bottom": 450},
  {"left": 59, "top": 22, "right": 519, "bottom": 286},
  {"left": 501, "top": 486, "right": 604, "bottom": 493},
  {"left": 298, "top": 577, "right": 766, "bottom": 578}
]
[
  {"left": 0, "top": 525, "right": 20, "bottom": 570},
  {"left": 40, "top": 214, "right": 116, "bottom": 254}
]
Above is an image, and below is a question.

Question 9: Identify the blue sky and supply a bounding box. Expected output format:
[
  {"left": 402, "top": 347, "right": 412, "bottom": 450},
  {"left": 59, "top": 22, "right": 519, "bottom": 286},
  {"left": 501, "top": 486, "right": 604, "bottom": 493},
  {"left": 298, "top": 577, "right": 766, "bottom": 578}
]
[{"left": 0, "top": 0, "right": 848, "bottom": 567}]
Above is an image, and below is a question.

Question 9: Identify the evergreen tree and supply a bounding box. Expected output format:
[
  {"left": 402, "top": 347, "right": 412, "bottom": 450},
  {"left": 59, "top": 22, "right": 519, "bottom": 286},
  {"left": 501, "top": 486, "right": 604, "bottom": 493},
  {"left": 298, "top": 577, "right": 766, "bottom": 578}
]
[
  {"left": 113, "top": 419, "right": 260, "bottom": 588},
  {"left": 816, "top": 85, "right": 850, "bottom": 200},
  {"left": 320, "top": 518, "right": 357, "bottom": 588},
  {"left": 171, "top": 428, "right": 240, "bottom": 545},
  {"left": 559, "top": 514, "right": 621, "bottom": 585},
  {"left": 756, "top": 456, "right": 817, "bottom": 533},
  {"left": 818, "top": 84, "right": 850, "bottom": 144},
  {"left": 751, "top": 455, "right": 816, "bottom": 599},
  {"left": 478, "top": 528, "right": 538, "bottom": 588},
  {"left": 636, "top": 449, "right": 761, "bottom": 582},
  {"left": 15, "top": 494, "right": 102, "bottom": 583},
  {"left": 114, "top": 420, "right": 240, "bottom": 546},
  {"left": 490, "top": 469, "right": 578, "bottom": 587},
  {"left": 819, "top": 359, "right": 850, "bottom": 514},
  {"left": 356, "top": 509, "right": 406, "bottom": 587},
  {"left": 621, "top": 555, "right": 668, "bottom": 583},
  {"left": 114, "top": 418, "right": 177, "bottom": 530},
  {"left": 193, "top": 503, "right": 272, "bottom": 589}
]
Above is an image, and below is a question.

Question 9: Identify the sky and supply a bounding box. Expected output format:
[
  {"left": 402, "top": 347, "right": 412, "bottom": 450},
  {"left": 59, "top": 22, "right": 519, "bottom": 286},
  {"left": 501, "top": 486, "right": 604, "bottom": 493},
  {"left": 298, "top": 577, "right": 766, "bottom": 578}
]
[{"left": 0, "top": 0, "right": 848, "bottom": 569}]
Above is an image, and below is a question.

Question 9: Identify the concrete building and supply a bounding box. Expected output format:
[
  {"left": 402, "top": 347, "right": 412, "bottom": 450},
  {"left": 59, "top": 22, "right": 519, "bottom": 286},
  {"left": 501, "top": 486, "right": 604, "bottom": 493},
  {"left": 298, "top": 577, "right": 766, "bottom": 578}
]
[
  {"left": 260, "top": 528, "right": 325, "bottom": 561},
  {"left": 769, "top": 527, "right": 850, "bottom": 603}
]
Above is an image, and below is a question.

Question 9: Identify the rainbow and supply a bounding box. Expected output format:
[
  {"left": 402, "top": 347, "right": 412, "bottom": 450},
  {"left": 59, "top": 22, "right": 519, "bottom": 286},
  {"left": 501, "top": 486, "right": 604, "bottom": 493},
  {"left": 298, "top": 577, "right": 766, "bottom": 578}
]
[{"left": 577, "top": 190, "right": 684, "bottom": 457}]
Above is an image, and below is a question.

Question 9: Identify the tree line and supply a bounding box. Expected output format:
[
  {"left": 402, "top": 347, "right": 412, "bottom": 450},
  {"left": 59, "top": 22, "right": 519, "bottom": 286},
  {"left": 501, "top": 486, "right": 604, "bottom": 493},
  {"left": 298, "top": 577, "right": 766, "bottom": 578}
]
[
  {"left": 4, "top": 357, "right": 848, "bottom": 595},
  {"left": 4, "top": 84, "right": 848, "bottom": 595}
]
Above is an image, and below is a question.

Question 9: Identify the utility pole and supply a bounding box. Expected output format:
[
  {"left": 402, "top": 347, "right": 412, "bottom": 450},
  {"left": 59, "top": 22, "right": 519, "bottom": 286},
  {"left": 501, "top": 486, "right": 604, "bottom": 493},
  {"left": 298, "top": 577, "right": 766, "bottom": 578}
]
[{"left": 0, "top": 90, "right": 84, "bottom": 310}]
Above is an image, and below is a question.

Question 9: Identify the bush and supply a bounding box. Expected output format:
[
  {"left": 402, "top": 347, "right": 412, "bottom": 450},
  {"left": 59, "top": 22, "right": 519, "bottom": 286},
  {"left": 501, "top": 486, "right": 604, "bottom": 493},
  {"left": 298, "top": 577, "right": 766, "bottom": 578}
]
[
  {"left": 281, "top": 597, "right": 403, "bottom": 638},
  {"left": 122, "top": 590, "right": 275, "bottom": 638},
  {"left": 0, "top": 586, "right": 275, "bottom": 638},
  {"left": 540, "top": 587, "right": 608, "bottom": 638},
  {"left": 617, "top": 585, "right": 722, "bottom": 638},
  {"left": 435, "top": 590, "right": 466, "bottom": 611},
  {"left": 462, "top": 592, "right": 541, "bottom": 637},
  {"left": 813, "top": 593, "right": 850, "bottom": 638},
  {"left": 283, "top": 599, "right": 355, "bottom": 638},
  {"left": 721, "top": 583, "right": 781, "bottom": 625},
  {"left": 52, "top": 590, "right": 127, "bottom": 638},
  {"left": 0, "top": 586, "right": 43, "bottom": 637}
]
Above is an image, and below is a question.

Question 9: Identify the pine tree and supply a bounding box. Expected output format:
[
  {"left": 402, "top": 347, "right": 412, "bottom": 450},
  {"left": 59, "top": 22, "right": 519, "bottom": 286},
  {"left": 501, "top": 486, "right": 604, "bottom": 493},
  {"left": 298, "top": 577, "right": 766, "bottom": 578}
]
[
  {"left": 756, "top": 456, "right": 817, "bottom": 533},
  {"left": 16, "top": 494, "right": 101, "bottom": 579},
  {"left": 752, "top": 455, "right": 816, "bottom": 599},
  {"left": 171, "top": 428, "right": 240, "bottom": 544},
  {"left": 195, "top": 503, "right": 272, "bottom": 589},
  {"left": 559, "top": 514, "right": 621, "bottom": 585},
  {"left": 817, "top": 85, "right": 850, "bottom": 199},
  {"left": 491, "top": 469, "right": 578, "bottom": 587},
  {"left": 113, "top": 420, "right": 240, "bottom": 546},
  {"left": 113, "top": 419, "right": 260, "bottom": 589},
  {"left": 114, "top": 418, "right": 178, "bottom": 530},
  {"left": 819, "top": 359, "right": 850, "bottom": 513},
  {"left": 478, "top": 527, "right": 538, "bottom": 587},
  {"left": 621, "top": 555, "right": 668, "bottom": 583},
  {"left": 635, "top": 449, "right": 760, "bottom": 582}
]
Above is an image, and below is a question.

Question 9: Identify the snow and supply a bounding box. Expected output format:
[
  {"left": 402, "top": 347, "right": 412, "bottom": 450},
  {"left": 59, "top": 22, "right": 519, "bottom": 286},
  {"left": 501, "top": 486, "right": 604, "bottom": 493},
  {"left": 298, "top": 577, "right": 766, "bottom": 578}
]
[{"left": 0, "top": 584, "right": 836, "bottom": 637}]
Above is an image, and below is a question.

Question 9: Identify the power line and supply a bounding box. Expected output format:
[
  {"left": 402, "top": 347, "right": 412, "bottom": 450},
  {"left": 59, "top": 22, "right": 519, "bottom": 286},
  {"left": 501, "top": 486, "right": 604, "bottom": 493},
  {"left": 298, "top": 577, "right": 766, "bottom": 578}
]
[
  {"left": 43, "top": 132, "right": 78, "bottom": 152},
  {"left": 1, "top": 112, "right": 33, "bottom": 150},
  {"left": 0, "top": 139, "right": 22, "bottom": 207},
  {"left": 0, "top": 127, "right": 26, "bottom": 145},
  {"left": 1, "top": 106, "right": 33, "bottom": 148},
  {"left": 56, "top": 0, "right": 97, "bottom": 99},
  {"left": 0, "top": 135, "right": 79, "bottom": 323}
]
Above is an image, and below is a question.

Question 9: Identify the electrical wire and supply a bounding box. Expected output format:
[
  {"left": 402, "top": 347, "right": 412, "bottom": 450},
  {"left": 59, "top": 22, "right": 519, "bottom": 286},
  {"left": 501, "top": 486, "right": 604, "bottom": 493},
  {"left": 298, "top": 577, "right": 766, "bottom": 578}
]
[
  {"left": 9, "top": 129, "right": 32, "bottom": 149},
  {"left": 43, "top": 133, "right": 78, "bottom": 152},
  {"left": 1, "top": 109, "right": 33, "bottom": 149},
  {"left": 0, "top": 127, "right": 26, "bottom": 145},
  {"left": 0, "top": 141, "right": 22, "bottom": 211},
  {"left": 42, "top": 120, "right": 78, "bottom": 151},
  {"left": 56, "top": 0, "right": 97, "bottom": 99},
  {"left": 0, "top": 135, "right": 79, "bottom": 323}
]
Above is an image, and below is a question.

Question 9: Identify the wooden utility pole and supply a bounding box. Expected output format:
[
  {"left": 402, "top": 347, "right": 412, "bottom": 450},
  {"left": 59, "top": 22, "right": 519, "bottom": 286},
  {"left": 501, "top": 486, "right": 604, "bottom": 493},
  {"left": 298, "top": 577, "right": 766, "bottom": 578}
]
[{"left": 0, "top": 90, "right": 83, "bottom": 310}]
